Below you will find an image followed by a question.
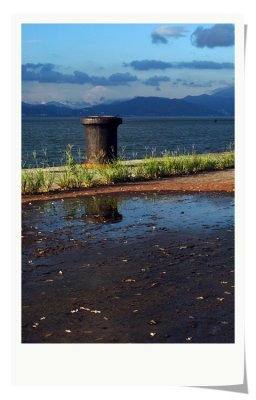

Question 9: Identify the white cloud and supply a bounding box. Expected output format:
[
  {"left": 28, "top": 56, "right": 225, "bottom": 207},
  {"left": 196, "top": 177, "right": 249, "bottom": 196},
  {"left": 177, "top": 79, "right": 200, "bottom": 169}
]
[
  {"left": 152, "top": 26, "right": 188, "bottom": 43},
  {"left": 154, "top": 26, "right": 187, "bottom": 37}
]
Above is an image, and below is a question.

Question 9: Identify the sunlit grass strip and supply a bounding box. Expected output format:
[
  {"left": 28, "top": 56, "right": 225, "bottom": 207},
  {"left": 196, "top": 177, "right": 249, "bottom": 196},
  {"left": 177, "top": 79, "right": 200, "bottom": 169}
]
[
  {"left": 21, "top": 151, "right": 234, "bottom": 195},
  {"left": 136, "top": 151, "right": 235, "bottom": 180}
]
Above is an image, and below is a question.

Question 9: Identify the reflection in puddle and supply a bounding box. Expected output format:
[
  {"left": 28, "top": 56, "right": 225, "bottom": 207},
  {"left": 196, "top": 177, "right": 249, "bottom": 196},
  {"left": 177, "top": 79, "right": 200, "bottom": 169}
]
[
  {"left": 22, "top": 193, "right": 234, "bottom": 244},
  {"left": 82, "top": 197, "right": 122, "bottom": 224}
]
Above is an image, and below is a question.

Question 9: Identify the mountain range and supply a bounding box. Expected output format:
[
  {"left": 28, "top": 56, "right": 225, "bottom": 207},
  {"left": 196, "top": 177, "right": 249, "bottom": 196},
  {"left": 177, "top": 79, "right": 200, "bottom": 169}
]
[{"left": 22, "top": 86, "right": 234, "bottom": 118}]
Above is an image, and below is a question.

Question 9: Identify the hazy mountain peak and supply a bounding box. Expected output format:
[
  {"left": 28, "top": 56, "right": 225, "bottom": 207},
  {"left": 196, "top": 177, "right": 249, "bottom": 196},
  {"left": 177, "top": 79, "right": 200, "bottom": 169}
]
[{"left": 22, "top": 90, "right": 235, "bottom": 118}]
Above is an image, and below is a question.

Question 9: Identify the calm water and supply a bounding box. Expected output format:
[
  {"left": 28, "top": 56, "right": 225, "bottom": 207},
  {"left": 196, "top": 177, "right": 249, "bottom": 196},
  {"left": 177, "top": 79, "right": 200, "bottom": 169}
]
[{"left": 22, "top": 117, "right": 234, "bottom": 168}]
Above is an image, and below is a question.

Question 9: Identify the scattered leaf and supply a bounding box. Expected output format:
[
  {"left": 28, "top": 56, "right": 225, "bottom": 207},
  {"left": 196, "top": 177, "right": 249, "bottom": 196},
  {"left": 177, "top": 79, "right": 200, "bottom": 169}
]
[
  {"left": 196, "top": 296, "right": 204, "bottom": 300},
  {"left": 150, "top": 332, "right": 156, "bottom": 337},
  {"left": 32, "top": 322, "right": 39, "bottom": 328},
  {"left": 217, "top": 297, "right": 225, "bottom": 302},
  {"left": 186, "top": 337, "right": 192, "bottom": 341},
  {"left": 40, "top": 316, "right": 46, "bottom": 320},
  {"left": 65, "top": 329, "right": 71, "bottom": 333},
  {"left": 58, "top": 270, "right": 63, "bottom": 275},
  {"left": 149, "top": 320, "right": 157, "bottom": 325},
  {"left": 80, "top": 307, "right": 91, "bottom": 311},
  {"left": 124, "top": 278, "right": 135, "bottom": 283}
]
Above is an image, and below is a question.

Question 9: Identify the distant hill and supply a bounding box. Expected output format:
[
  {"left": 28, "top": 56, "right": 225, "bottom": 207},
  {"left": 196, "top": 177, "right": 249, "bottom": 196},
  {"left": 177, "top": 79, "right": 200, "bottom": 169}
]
[
  {"left": 22, "top": 88, "right": 234, "bottom": 118},
  {"left": 84, "top": 96, "right": 224, "bottom": 117},
  {"left": 22, "top": 102, "right": 84, "bottom": 117},
  {"left": 183, "top": 86, "right": 234, "bottom": 116},
  {"left": 211, "top": 86, "right": 234, "bottom": 98}
]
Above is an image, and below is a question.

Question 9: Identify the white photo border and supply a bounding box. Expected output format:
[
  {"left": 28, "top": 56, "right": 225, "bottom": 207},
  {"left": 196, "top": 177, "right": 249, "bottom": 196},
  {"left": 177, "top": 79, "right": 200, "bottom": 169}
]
[{"left": 12, "top": 13, "right": 244, "bottom": 386}]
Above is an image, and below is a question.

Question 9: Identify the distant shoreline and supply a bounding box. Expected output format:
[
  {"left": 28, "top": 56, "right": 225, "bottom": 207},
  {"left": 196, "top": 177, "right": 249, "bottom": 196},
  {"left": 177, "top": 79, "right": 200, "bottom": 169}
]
[{"left": 22, "top": 115, "right": 235, "bottom": 120}]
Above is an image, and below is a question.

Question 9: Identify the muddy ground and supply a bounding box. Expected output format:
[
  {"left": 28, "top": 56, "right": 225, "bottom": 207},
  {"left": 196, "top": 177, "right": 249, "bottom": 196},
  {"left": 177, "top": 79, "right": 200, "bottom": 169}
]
[{"left": 22, "top": 190, "right": 234, "bottom": 344}]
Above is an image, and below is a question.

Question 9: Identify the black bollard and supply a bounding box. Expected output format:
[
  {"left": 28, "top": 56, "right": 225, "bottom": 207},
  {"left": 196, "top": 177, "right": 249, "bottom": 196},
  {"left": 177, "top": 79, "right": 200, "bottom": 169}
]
[{"left": 80, "top": 116, "right": 122, "bottom": 164}]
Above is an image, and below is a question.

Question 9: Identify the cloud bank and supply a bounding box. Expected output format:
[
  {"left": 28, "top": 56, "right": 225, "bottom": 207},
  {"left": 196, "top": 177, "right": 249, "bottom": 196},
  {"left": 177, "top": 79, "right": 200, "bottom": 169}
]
[
  {"left": 22, "top": 64, "right": 138, "bottom": 86},
  {"left": 172, "top": 79, "right": 213, "bottom": 88},
  {"left": 124, "top": 60, "right": 173, "bottom": 70},
  {"left": 142, "top": 75, "right": 171, "bottom": 87},
  {"left": 191, "top": 24, "right": 234, "bottom": 48},
  {"left": 177, "top": 61, "right": 234, "bottom": 69},
  {"left": 125, "top": 59, "right": 234, "bottom": 71}
]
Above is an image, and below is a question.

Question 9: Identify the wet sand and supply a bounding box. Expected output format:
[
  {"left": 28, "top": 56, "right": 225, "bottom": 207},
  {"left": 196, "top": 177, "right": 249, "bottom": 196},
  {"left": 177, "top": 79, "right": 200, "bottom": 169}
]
[{"left": 22, "top": 192, "right": 234, "bottom": 343}]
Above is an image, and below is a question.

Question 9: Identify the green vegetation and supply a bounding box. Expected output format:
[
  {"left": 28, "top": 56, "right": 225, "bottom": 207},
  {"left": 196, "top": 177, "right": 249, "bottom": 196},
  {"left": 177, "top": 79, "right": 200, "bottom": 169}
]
[{"left": 21, "top": 146, "right": 234, "bottom": 195}]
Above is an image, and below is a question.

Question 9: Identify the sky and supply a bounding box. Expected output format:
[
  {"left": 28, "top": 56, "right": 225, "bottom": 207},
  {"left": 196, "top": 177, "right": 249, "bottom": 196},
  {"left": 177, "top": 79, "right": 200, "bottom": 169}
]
[{"left": 22, "top": 23, "right": 235, "bottom": 105}]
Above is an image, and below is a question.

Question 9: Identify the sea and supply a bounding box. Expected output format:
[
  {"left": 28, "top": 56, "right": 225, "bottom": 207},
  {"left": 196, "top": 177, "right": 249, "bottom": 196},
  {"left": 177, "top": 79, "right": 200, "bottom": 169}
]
[{"left": 22, "top": 117, "right": 234, "bottom": 168}]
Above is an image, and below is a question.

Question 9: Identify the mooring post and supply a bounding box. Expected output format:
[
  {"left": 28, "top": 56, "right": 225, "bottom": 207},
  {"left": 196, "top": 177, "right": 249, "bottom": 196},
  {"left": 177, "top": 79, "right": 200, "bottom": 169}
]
[{"left": 80, "top": 116, "right": 122, "bottom": 164}]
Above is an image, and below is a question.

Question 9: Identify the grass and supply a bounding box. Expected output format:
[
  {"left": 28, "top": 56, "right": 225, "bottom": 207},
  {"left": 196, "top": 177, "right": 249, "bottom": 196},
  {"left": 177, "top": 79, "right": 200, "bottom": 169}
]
[{"left": 21, "top": 147, "right": 234, "bottom": 195}]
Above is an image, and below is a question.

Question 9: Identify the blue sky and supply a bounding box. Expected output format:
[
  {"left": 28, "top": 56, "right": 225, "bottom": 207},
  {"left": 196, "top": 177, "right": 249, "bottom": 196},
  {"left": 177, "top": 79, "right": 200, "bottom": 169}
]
[{"left": 22, "top": 23, "right": 234, "bottom": 105}]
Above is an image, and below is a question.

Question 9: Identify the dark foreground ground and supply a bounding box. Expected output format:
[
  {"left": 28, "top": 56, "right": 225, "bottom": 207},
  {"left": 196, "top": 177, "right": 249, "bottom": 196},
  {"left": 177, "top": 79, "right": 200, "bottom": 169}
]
[{"left": 22, "top": 192, "right": 234, "bottom": 343}]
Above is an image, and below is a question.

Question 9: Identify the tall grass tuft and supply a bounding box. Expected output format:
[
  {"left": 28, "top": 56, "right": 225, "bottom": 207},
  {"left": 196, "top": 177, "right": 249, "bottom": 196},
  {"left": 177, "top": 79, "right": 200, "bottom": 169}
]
[
  {"left": 96, "top": 160, "right": 131, "bottom": 184},
  {"left": 22, "top": 169, "right": 46, "bottom": 194},
  {"left": 22, "top": 147, "right": 234, "bottom": 195}
]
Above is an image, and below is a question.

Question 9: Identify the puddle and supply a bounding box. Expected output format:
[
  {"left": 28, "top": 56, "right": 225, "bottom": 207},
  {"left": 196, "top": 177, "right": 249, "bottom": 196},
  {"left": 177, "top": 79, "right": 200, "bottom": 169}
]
[{"left": 22, "top": 192, "right": 234, "bottom": 243}]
